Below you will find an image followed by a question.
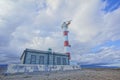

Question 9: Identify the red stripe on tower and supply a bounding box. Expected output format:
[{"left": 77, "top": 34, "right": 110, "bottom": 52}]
[
  {"left": 64, "top": 41, "right": 69, "bottom": 46},
  {"left": 63, "top": 31, "right": 68, "bottom": 36}
]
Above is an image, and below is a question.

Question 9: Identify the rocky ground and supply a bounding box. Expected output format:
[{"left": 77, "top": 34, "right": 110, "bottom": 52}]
[{"left": 0, "top": 68, "right": 120, "bottom": 80}]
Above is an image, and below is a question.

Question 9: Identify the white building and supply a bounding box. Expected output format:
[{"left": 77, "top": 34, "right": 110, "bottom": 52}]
[{"left": 20, "top": 48, "right": 70, "bottom": 65}]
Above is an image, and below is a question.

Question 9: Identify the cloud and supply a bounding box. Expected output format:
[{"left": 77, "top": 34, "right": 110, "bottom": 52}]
[
  {"left": 0, "top": 0, "right": 120, "bottom": 67},
  {"left": 68, "top": 0, "right": 120, "bottom": 66},
  {"left": 77, "top": 46, "right": 120, "bottom": 65}
]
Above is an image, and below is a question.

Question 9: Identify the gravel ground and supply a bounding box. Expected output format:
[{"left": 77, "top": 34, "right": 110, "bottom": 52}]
[{"left": 0, "top": 68, "right": 120, "bottom": 80}]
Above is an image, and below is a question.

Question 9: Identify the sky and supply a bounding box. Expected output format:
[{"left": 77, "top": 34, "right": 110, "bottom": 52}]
[{"left": 0, "top": 0, "right": 120, "bottom": 67}]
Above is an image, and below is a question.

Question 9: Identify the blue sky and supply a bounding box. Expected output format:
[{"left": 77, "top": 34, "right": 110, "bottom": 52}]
[
  {"left": 0, "top": 0, "right": 120, "bottom": 67},
  {"left": 104, "top": 0, "right": 120, "bottom": 12}
]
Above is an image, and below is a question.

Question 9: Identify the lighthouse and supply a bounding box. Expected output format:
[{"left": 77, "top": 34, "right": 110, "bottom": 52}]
[{"left": 62, "top": 21, "right": 71, "bottom": 60}]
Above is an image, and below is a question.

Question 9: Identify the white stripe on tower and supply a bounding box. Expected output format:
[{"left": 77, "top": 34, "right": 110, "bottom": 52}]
[{"left": 62, "top": 21, "right": 71, "bottom": 60}]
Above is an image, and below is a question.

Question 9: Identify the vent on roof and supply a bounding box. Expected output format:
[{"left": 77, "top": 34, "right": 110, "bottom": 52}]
[{"left": 48, "top": 48, "right": 52, "bottom": 53}]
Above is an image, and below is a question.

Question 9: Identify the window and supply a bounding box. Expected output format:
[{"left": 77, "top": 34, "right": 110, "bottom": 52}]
[
  {"left": 30, "top": 55, "right": 36, "bottom": 64},
  {"left": 63, "top": 58, "right": 67, "bottom": 65},
  {"left": 39, "top": 56, "right": 44, "bottom": 64},
  {"left": 56, "top": 57, "right": 61, "bottom": 65}
]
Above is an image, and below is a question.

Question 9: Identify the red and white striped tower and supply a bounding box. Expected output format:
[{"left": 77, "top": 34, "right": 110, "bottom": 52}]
[{"left": 62, "top": 21, "right": 71, "bottom": 60}]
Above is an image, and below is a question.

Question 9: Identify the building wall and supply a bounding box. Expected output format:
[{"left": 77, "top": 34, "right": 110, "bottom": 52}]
[
  {"left": 54, "top": 55, "right": 68, "bottom": 65},
  {"left": 25, "top": 52, "right": 48, "bottom": 65},
  {"left": 20, "top": 52, "right": 25, "bottom": 64},
  {"left": 22, "top": 50, "right": 69, "bottom": 65},
  {"left": 48, "top": 54, "right": 69, "bottom": 65},
  {"left": 49, "top": 53, "right": 53, "bottom": 65}
]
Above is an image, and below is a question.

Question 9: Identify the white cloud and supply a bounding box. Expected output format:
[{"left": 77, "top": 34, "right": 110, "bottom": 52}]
[
  {"left": 76, "top": 46, "right": 120, "bottom": 65},
  {"left": 0, "top": 0, "right": 120, "bottom": 66}
]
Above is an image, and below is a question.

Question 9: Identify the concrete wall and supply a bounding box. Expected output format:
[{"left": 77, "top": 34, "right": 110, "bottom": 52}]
[{"left": 7, "top": 64, "right": 81, "bottom": 74}]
